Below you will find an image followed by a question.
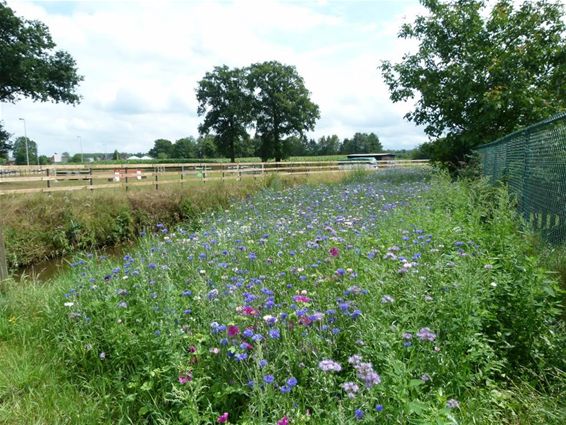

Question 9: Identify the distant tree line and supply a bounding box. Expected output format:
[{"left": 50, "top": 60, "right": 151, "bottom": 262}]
[{"left": 146, "top": 131, "right": 384, "bottom": 160}]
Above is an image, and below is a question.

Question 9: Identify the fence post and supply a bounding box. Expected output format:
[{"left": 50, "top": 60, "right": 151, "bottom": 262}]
[
  {"left": 521, "top": 130, "right": 531, "bottom": 226},
  {"left": 89, "top": 168, "right": 93, "bottom": 189},
  {"left": 181, "top": 165, "right": 184, "bottom": 187},
  {"left": 0, "top": 224, "right": 8, "bottom": 282},
  {"left": 238, "top": 163, "right": 241, "bottom": 181},
  {"left": 155, "top": 166, "right": 159, "bottom": 190},
  {"left": 125, "top": 166, "right": 129, "bottom": 192},
  {"left": 46, "top": 168, "right": 51, "bottom": 189}
]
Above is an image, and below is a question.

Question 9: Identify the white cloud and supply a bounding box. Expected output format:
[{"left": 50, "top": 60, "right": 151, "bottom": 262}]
[{"left": 1, "top": 0, "right": 428, "bottom": 156}]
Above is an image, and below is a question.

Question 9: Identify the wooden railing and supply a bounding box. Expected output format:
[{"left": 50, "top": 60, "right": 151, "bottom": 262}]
[{"left": 0, "top": 160, "right": 429, "bottom": 195}]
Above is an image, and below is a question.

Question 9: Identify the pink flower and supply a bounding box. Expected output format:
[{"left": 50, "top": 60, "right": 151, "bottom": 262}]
[
  {"left": 227, "top": 325, "right": 240, "bottom": 337},
  {"left": 329, "top": 247, "right": 340, "bottom": 257},
  {"left": 178, "top": 372, "right": 192, "bottom": 384},
  {"left": 241, "top": 342, "right": 254, "bottom": 351},
  {"left": 293, "top": 295, "right": 311, "bottom": 303},
  {"left": 217, "top": 412, "right": 229, "bottom": 423},
  {"left": 277, "top": 416, "right": 289, "bottom": 425},
  {"left": 241, "top": 306, "right": 258, "bottom": 316}
]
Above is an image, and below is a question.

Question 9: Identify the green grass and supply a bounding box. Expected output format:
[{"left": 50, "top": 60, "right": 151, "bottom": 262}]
[{"left": 0, "top": 171, "right": 564, "bottom": 424}]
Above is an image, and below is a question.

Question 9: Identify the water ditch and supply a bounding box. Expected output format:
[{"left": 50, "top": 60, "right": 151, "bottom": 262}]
[{"left": 14, "top": 243, "right": 131, "bottom": 283}]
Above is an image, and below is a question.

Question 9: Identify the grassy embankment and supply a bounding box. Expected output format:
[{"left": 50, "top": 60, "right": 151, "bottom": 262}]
[
  {"left": 0, "top": 170, "right": 564, "bottom": 424},
  {"left": 1, "top": 172, "right": 346, "bottom": 273}
]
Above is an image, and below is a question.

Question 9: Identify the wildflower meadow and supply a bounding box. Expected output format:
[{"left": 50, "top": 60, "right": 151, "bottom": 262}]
[{"left": 1, "top": 170, "right": 564, "bottom": 424}]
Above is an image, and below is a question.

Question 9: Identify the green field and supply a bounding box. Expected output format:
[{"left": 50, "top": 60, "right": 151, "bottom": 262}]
[{"left": 1, "top": 170, "right": 564, "bottom": 424}]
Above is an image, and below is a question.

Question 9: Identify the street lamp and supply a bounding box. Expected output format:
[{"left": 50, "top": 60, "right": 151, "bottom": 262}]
[
  {"left": 77, "top": 136, "right": 84, "bottom": 163},
  {"left": 18, "top": 118, "right": 30, "bottom": 166}
]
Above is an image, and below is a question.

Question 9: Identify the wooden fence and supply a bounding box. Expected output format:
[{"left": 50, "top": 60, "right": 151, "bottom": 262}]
[{"left": 0, "top": 160, "right": 429, "bottom": 196}]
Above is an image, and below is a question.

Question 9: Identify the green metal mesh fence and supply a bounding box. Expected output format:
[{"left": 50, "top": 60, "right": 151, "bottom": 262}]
[{"left": 476, "top": 112, "right": 566, "bottom": 244}]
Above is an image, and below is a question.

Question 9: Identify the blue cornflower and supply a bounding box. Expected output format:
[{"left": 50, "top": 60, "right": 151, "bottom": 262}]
[
  {"left": 287, "top": 377, "right": 298, "bottom": 387},
  {"left": 269, "top": 329, "right": 281, "bottom": 339},
  {"left": 252, "top": 334, "right": 264, "bottom": 342},
  {"left": 375, "top": 404, "right": 384, "bottom": 412},
  {"left": 354, "top": 409, "right": 364, "bottom": 420},
  {"left": 279, "top": 385, "right": 291, "bottom": 394},
  {"left": 235, "top": 353, "right": 248, "bottom": 361},
  {"left": 259, "top": 359, "right": 268, "bottom": 368},
  {"left": 351, "top": 309, "right": 362, "bottom": 319},
  {"left": 263, "top": 375, "right": 275, "bottom": 384},
  {"left": 243, "top": 329, "right": 254, "bottom": 338}
]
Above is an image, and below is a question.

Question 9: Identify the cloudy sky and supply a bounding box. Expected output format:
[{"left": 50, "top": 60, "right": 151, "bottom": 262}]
[{"left": 1, "top": 0, "right": 428, "bottom": 156}]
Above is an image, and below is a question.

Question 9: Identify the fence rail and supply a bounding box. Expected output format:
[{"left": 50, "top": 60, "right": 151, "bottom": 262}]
[
  {"left": 476, "top": 112, "right": 566, "bottom": 243},
  {"left": 0, "top": 160, "right": 429, "bottom": 196}
]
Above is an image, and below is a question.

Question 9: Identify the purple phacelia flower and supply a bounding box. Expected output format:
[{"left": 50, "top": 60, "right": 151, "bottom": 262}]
[
  {"left": 341, "top": 381, "right": 359, "bottom": 398},
  {"left": 318, "top": 359, "right": 342, "bottom": 372},
  {"left": 446, "top": 399, "right": 460, "bottom": 409},
  {"left": 416, "top": 327, "right": 437, "bottom": 342}
]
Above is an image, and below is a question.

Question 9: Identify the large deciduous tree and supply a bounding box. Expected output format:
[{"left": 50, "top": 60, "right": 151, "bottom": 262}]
[
  {"left": 148, "top": 139, "right": 173, "bottom": 159},
  {"left": 196, "top": 62, "right": 320, "bottom": 162},
  {"left": 13, "top": 136, "right": 37, "bottom": 165},
  {"left": 197, "top": 66, "right": 251, "bottom": 163},
  {"left": 248, "top": 61, "right": 320, "bottom": 162},
  {"left": 0, "top": 1, "right": 83, "bottom": 104},
  {"left": 380, "top": 0, "right": 566, "bottom": 172},
  {"left": 172, "top": 137, "right": 197, "bottom": 159}
]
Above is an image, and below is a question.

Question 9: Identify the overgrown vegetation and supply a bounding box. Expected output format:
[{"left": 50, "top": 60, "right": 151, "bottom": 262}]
[
  {"left": 1, "top": 171, "right": 564, "bottom": 424},
  {"left": 1, "top": 173, "right": 344, "bottom": 272}
]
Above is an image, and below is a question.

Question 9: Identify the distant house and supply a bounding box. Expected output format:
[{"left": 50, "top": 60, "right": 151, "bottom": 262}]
[
  {"left": 346, "top": 153, "right": 396, "bottom": 161},
  {"left": 127, "top": 155, "right": 141, "bottom": 161},
  {"left": 140, "top": 155, "right": 153, "bottom": 160},
  {"left": 51, "top": 153, "right": 62, "bottom": 163}
]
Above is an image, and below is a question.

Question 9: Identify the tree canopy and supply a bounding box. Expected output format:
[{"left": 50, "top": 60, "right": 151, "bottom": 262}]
[
  {"left": 148, "top": 139, "right": 174, "bottom": 159},
  {"left": 13, "top": 136, "right": 37, "bottom": 165},
  {"left": 196, "top": 61, "right": 320, "bottom": 162},
  {"left": 0, "top": 123, "right": 11, "bottom": 160},
  {"left": 173, "top": 137, "right": 198, "bottom": 159},
  {"left": 197, "top": 66, "right": 251, "bottom": 163},
  {"left": 248, "top": 61, "right": 320, "bottom": 162},
  {"left": 341, "top": 132, "right": 383, "bottom": 155},
  {"left": 0, "top": 1, "right": 83, "bottom": 104},
  {"left": 380, "top": 0, "right": 566, "bottom": 171}
]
